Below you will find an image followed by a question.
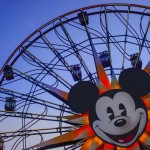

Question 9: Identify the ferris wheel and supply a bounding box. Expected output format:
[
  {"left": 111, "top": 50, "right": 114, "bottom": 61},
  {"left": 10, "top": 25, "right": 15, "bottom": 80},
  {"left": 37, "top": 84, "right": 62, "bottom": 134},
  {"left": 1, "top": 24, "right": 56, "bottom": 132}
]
[{"left": 0, "top": 3, "right": 150, "bottom": 150}]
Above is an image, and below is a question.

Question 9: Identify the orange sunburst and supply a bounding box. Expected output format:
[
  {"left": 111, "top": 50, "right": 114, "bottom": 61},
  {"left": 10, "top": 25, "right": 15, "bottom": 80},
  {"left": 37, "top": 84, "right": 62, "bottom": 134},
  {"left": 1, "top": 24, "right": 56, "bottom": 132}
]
[{"left": 27, "top": 54, "right": 150, "bottom": 150}]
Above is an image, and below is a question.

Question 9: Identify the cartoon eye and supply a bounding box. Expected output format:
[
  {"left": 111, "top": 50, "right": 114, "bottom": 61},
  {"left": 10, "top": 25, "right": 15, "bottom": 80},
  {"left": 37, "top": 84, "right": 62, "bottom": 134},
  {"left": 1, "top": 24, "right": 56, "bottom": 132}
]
[
  {"left": 107, "top": 107, "right": 115, "bottom": 120},
  {"left": 119, "top": 103, "right": 127, "bottom": 116}
]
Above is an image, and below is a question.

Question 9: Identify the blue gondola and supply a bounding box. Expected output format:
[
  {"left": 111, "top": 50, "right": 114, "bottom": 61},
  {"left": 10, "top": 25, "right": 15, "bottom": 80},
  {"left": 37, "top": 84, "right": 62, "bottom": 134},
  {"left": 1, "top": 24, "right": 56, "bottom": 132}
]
[
  {"left": 130, "top": 53, "right": 142, "bottom": 69},
  {"left": 70, "top": 65, "right": 82, "bottom": 81},
  {"left": 78, "top": 11, "right": 89, "bottom": 26},
  {"left": 3, "top": 65, "right": 14, "bottom": 81},
  {"left": 99, "top": 51, "right": 111, "bottom": 68},
  {"left": 5, "top": 97, "right": 16, "bottom": 111}
]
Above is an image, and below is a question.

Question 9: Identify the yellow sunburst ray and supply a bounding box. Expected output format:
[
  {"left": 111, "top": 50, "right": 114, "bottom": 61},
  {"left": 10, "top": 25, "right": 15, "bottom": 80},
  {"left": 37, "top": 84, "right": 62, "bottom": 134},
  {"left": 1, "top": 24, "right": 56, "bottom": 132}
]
[
  {"left": 141, "top": 98, "right": 150, "bottom": 108},
  {"left": 127, "top": 141, "right": 140, "bottom": 150},
  {"left": 139, "top": 132, "right": 150, "bottom": 146},
  {"left": 146, "top": 121, "right": 150, "bottom": 132},
  {"left": 50, "top": 86, "right": 68, "bottom": 100},
  {"left": 80, "top": 137, "right": 94, "bottom": 150},
  {"left": 74, "top": 126, "right": 94, "bottom": 140},
  {"left": 144, "top": 60, "right": 150, "bottom": 73},
  {"left": 88, "top": 136, "right": 104, "bottom": 149},
  {"left": 96, "top": 78, "right": 108, "bottom": 94},
  {"left": 97, "top": 145, "right": 104, "bottom": 150},
  {"left": 116, "top": 147, "right": 127, "bottom": 150},
  {"left": 141, "top": 94, "right": 150, "bottom": 99},
  {"left": 104, "top": 143, "right": 115, "bottom": 150},
  {"left": 26, "top": 126, "right": 94, "bottom": 149},
  {"left": 67, "top": 114, "right": 89, "bottom": 125},
  {"left": 92, "top": 47, "right": 110, "bottom": 89},
  {"left": 62, "top": 114, "right": 87, "bottom": 120},
  {"left": 148, "top": 110, "right": 150, "bottom": 120},
  {"left": 116, "top": 142, "right": 140, "bottom": 150},
  {"left": 110, "top": 70, "right": 121, "bottom": 90},
  {"left": 40, "top": 81, "right": 68, "bottom": 100}
]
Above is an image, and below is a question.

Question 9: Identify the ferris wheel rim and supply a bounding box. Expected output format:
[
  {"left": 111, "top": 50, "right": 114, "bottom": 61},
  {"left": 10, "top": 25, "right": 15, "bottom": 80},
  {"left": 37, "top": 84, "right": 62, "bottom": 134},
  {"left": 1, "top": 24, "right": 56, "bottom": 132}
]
[
  {"left": 1, "top": 3, "right": 150, "bottom": 149},
  {"left": 1, "top": 3, "right": 150, "bottom": 74}
]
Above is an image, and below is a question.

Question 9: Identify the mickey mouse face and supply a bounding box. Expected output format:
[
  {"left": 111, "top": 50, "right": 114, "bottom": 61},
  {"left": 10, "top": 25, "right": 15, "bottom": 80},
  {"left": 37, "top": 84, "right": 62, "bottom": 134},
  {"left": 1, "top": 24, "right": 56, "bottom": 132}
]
[
  {"left": 68, "top": 68, "right": 150, "bottom": 147},
  {"left": 90, "top": 90, "right": 147, "bottom": 147}
]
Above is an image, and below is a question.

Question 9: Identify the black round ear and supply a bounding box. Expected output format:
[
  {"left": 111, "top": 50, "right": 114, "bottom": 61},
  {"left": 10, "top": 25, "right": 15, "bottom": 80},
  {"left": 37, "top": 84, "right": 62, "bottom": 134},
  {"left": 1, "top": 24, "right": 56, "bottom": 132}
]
[
  {"left": 68, "top": 81, "right": 99, "bottom": 113},
  {"left": 119, "top": 68, "right": 150, "bottom": 97}
]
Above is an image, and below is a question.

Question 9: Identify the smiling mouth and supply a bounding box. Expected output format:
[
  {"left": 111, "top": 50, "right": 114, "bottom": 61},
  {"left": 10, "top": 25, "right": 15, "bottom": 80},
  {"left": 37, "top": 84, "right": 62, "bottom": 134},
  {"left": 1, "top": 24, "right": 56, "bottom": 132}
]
[
  {"left": 96, "top": 119, "right": 140, "bottom": 144},
  {"left": 107, "top": 121, "right": 140, "bottom": 144}
]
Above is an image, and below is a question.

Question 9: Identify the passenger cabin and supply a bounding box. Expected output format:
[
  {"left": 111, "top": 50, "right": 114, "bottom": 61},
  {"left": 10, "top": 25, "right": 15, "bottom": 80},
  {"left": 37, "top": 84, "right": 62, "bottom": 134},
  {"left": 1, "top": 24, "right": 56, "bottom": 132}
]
[
  {"left": 5, "top": 97, "right": 16, "bottom": 111},
  {"left": 70, "top": 65, "right": 82, "bottom": 81},
  {"left": 78, "top": 11, "right": 89, "bottom": 26},
  {"left": 99, "top": 51, "right": 111, "bottom": 68},
  {"left": 130, "top": 53, "right": 142, "bottom": 69},
  {"left": 3, "top": 65, "right": 14, "bottom": 81}
]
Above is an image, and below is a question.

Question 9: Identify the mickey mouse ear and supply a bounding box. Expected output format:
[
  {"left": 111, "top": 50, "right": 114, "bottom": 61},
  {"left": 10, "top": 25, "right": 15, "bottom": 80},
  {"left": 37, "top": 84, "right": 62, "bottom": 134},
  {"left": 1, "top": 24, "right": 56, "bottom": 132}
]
[
  {"left": 68, "top": 81, "right": 99, "bottom": 113},
  {"left": 119, "top": 68, "right": 150, "bottom": 97}
]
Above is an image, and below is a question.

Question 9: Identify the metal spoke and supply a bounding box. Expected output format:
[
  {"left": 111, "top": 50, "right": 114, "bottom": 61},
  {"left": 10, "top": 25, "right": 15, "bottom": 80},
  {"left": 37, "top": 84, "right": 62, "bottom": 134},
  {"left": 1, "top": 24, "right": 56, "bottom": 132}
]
[
  {"left": 22, "top": 47, "right": 72, "bottom": 89},
  {"left": 0, "top": 4, "right": 150, "bottom": 150},
  {"left": 136, "top": 19, "right": 150, "bottom": 65},
  {"left": 60, "top": 20, "right": 95, "bottom": 83},
  {"left": 122, "top": 5, "right": 130, "bottom": 69}
]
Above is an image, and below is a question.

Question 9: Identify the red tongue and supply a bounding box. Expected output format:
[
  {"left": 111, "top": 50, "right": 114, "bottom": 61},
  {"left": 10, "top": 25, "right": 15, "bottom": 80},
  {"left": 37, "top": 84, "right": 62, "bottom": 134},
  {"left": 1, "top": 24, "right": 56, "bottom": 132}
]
[{"left": 117, "top": 135, "right": 134, "bottom": 143}]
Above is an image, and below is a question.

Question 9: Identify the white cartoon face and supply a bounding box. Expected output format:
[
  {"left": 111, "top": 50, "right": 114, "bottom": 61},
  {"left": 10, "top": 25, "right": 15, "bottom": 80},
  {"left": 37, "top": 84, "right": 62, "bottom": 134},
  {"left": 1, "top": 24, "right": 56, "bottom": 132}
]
[
  {"left": 68, "top": 69, "right": 150, "bottom": 148},
  {"left": 92, "top": 91, "right": 147, "bottom": 147}
]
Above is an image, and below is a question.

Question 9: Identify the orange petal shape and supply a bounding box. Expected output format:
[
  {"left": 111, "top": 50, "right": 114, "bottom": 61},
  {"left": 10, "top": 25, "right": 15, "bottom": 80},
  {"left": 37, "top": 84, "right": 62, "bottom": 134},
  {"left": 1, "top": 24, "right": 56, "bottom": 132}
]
[
  {"left": 80, "top": 137, "right": 94, "bottom": 150},
  {"left": 96, "top": 78, "right": 108, "bottom": 94},
  {"left": 104, "top": 143, "right": 115, "bottom": 150},
  {"left": 116, "top": 147, "right": 127, "bottom": 150},
  {"left": 41, "top": 81, "right": 68, "bottom": 100},
  {"left": 139, "top": 132, "right": 150, "bottom": 145},
  {"left": 142, "top": 98, "right": 150, "bottom": 109},
  {"left": 144, "top": 60, "right": 150, "bottom": 73},
  {"left": 127, "top": 141, "right": 140, "bottom": 150},
  {"left": 75, "top": 127, "right": 93, "bottom": 140},
  {"left": 141, "top": 94, "right": 150, "bottom": 99},
  {"left": 92, "top": 47, "right": 110, "bottom": 89},
  {"left": 27, "top": 125, "right": 94, "bottom": 149},
  {"left": 90, "top": 136, "right": 104, "bottom": 150},
  {"left": 97, "top": 145, "right": 104, "bottom": 150},
  {"left": 68, "top": 115, "right": 89, "bottom": 125},
  {"left": 148, "top": 110, "right": 150, "bottom": 120},
  {"left": 146, "top": 121, "right": 150, "bottom": 132},
  {"left": 110, "top": 70, "right": 121, "bottom": 90},
  {"left": 63, "top": 114, "right": 87, "bottom": 120}
]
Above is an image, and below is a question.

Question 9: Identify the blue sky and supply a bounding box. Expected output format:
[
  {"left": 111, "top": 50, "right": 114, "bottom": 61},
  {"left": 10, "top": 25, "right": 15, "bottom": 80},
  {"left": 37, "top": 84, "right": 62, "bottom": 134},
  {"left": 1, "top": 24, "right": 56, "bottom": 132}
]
[
  {"left": 0, "top": 0, "right": 150, "bottom": 70},
  {"left": 0, "top": 1, "right": 150, "bottom": 149}
]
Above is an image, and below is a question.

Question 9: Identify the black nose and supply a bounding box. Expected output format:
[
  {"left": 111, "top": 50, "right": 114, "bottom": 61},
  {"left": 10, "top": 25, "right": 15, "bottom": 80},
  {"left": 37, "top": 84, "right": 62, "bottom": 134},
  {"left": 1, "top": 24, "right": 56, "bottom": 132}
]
[{"left": 114, "top": 119, "right": 126, "bottom": 127}]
